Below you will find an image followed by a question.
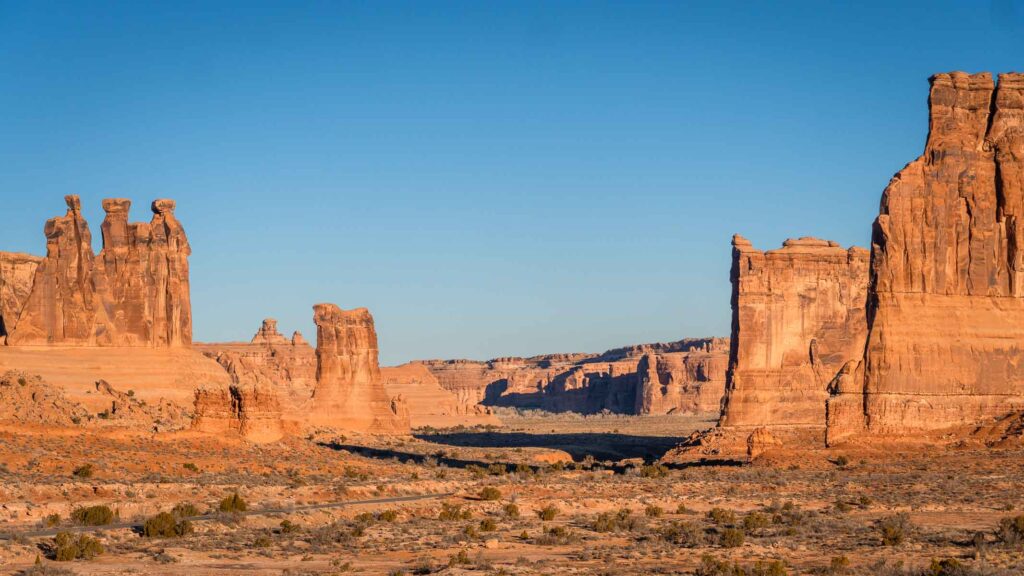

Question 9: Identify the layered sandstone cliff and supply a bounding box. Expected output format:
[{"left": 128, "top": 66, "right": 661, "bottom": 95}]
[
  {"left": 192, "top": 383, "right": 286, "bottom": 443},
  {"left": 719, "top": 236, "right": 870, "bottom": 429},
  {"left": 306, "top": 304, "right": 410, "bottom": 433},
  {"left": 831, "top": 72, "right": 1024, "bottom": 441},
  {"left": 380, "top": 362, "right": 501, "bottom": 428},
  {"left": 417, "top": 338, "right": 728, "bottom": 415},
  {"left": 3, "top": 196, "right": 192, "bottom": 347}
]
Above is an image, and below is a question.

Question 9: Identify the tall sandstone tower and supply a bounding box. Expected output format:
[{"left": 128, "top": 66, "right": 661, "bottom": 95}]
[{"left": 3, "top": 195, "right": 192, "bottom": 347}]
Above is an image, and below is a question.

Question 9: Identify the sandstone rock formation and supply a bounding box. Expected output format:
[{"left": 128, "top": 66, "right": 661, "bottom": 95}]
[
  {"left": 830, "top": 72, "right": 1024, "bottom": 441},
  {"left": 192, "top": 383, "right": 285, "bottom": 443},
  {"left": 98, "top": 198, "right": 192, "bottom": 347},
  {"left": 196, "top": 319, "right": 317, "bottom": 410},
  {"left": 746, "top": 427, "right": 782, "bottom": 462},
  {"left": 719, "top": 236, "right": 870, "bottom": 430},
  {"left": 380, "top": 362, "right": 501, "bottom": 428},
  {"left": 0, "top": 253, "right": 41, "bottom": 344},
  {"left": 306, "top": 304, "right": 409, "bottom": 433},
  {"left": 3, "top": 196, "right": 192, "bottom": 347},
  {"left": 418, "top": 338, "right": 728, "bottom": 416}
]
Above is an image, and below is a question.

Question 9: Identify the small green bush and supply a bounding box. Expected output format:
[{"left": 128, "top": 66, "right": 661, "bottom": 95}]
[
  {"left": 879, "top": 513, "right": 912, "bottom": 546},
  {"left": 719, "top": 527, "right": 745, "bottom": 548},
  {"left": 503, "top": 503, "right": 520, "bottom": 518},
  {"left": 71, "top": 464, "right": 94, "bottom": 479},
  {"left": 182, "top": 462, "right": 200, "bottom": 473},
  {"left": 171, "top": 502, "right": 200, "bottom": 518},
  {"left": 998, "top": 514, "right": 1024, "bottom": 547},
  {"left": 742, "top": 512, "right": 770, "bottom": 531},
  {"left": 639, "top": 464, "right": 668, "bottom": 478},
  {"left": 707, "top": 507, "right": 736, "bottom": 526},
  {"left": 279, "top": 519, "right": 300, "bottom": 534},
  {"left": 53, "top": 531, "right": 104, "bottom": 561},
  {"left": 43, "top": 513, "right": 61, "bottom": 527},
  {"left": 480, "top": 518, "right": 497, "bottom": 532},
  {"left": 592, "top": 509, "right": 640, "bottom": 533},
  {"left": 537, "top": 504, "right": 559, "bottom": 521},
  {"left": 143, "top": 512, "right": 193, "bottom": 538},
  {"left": 438, "top": 503, "right": 472, "bottom": 521},
  {"left": 218, "top": 493, "right": 247, "bottom": 513},
  {"left": 660, "top": 520, "right": 705, "bottom": 547},
  {"left": 645, "top": 504, "right": 664, "bottom": 518},
  {"left": 378, "top": 509, "right": 399, "bottom": 522},
  {"left": 479, "top": 486, "right": 502, "bottom": 501},
  {"left": 71, "top": 505, "right": 114, "bottom": 526}
]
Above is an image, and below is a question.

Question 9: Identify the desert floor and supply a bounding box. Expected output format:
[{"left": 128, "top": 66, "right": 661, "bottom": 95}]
[{"left": 1, "top": 412, "right": 1023, "bottom": 575}]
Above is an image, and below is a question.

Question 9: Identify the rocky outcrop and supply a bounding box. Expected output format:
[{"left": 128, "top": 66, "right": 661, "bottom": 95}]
[
  {"left": 196, "top": 319, "right": 317, "bottom": 410},
  {"left": 4, "top": 196, "right": 192, "bottom": 347},
  {"left": 418, "top": 338, "right": 728, "bottom": 415},
  {"left": 306, "top": 304, "right": 410, "bottom": 433},
  {"left": 831, "top": 72, "right": 1024, "bottom": 441},
  {"left": 380, "top": 362, "right": 501, "bottom": 428},
  {"left": 0, "top": 253, "right": 41, "bottom": 343},
  {"left": 192, "top": 383, "right": 285, "bottom": 443},
  {"left": 719, "top": 236, "right": 870, "bottom": 429}
]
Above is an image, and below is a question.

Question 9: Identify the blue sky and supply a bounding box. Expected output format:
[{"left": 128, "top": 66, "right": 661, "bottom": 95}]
[{"left": 1, "top": 1, "right": 1022, "bottom": 364}]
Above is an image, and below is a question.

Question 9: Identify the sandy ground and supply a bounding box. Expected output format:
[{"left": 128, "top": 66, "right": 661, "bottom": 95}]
[{"left": 1, "top": 413, "right": 1023, "bottom": 575}]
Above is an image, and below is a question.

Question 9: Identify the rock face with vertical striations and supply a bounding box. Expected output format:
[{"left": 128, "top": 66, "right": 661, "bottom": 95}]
[
  {"left": 97, "top": 198, "right": 193, "bottom": 347},
  {"left": 6, "top": 196, "right": 113, "bottom": 345},
  {"left": 306, "top": 304, "right": 410, "bottom": 433},
  {"left": 0, "top": 252, "right": 42, "bottom": 343},
  {"left": 830, "top": 72, "right": 1024, "bottom": 441},
  {"left": 4, "top": 196, "right": 192, "bottom": 347},
  {"left": 192, "top": 382, "right": 286, "bottom": 443},
  {"left": 719, "top": 236, "right": 870, "bottom": 430}
]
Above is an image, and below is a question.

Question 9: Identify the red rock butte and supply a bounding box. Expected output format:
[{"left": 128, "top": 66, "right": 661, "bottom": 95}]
[{"left": 668, "top": 71, "right": 1024, "bottom": 462}]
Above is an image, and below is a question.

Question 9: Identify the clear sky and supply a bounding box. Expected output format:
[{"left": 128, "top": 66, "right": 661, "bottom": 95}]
[{"left": 2, "top": 2, "right": 1022, "bottom": 364}]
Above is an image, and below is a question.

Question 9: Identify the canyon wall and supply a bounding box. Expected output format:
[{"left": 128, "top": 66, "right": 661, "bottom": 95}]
[
  {"left": 417, "top": 338, "right": 728, "bottom": 416},
  {"left": 2, "top": 196, "right": 192, "bottom": 347},
  {"left": 719, "top": 236, "right": 870, "bottom": 430},
  {"left": 832, "top": 72, "right": 1024, "bottom": 440}
]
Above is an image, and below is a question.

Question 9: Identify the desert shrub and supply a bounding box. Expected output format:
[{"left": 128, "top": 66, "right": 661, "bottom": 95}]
[
  {"left": 719, "top": 527, "right": 745, "bottom": 548},
  {"left": 218, "top": 493, "right": 247, "bottom": 513},
  {"left": 480, "top": 518, "right": 497, "bottom": 532},
  {"left": 53, "top": 531, "right": 104, "bottom": 561},
  {"left": 439, "top": 503, "right": 472, "bottom": 521},
  {"left": 143, "top": 511, "right": 193, "bottom": 538},
  {"left": 503, "top": 503, "right": 520, "bottom": 518},
  {"left": 448, "top": 550, "right": 471, "bottom": 566},
  {"left": 879, "top": 513, "right": 912, "bottom": 546},
  {"left": 695, "top": 554, "right": 786, "bottom": 576},
  {"left": 536, "top": 504, "right": 559, "bottom": 521},
  {"left": 645, "top": 504, "right": 664, "bottom": 518},
  {"left": 829, "top": 555, "right": 851, "bottom": 573},
  {"left": 923, "top": 559, "right": 970, "bottom": 576},
  {"left": 479, "top": 486, "right": 502, "bottom": 501},
  {"left": 743, "top": 512, "right": 770, "bottom": 531},
  {"left": 43, "top": 513, "right": 61, "bottom": 527},
  {"left": 535, "top": 525, "right": 576, "bottom": 545},
  {"left": 833, "top": 500, "right": 853, "bottom": 513},
  {"left": 833, "top": 455, "right": 849, "bottom": 467},
  {"left": 279, "top": 519, "right": 300, "bottom": 534},
  {"left": 253, "top": 534, "right": 272, "bottom": 548},
  {"left": 171, "top": 502, "right": 200, "bottom": 518},
  {"left": 707, "top": 507, "right": 736, "bottom": 526},
  {"left": 71, "top": 505, "right": 114, "bottom": 526},
  {"left": 997, "top": 514, "right": 1024, "bottom": 547},
  {"left": 378, "top": 509, "right": 399, "bottom": 522},
  {"left": 592, "top": 509, "right": 641, "bottom": 533},
  {"left": 182, "top": 462, "right": 199, "bottom": 473},
  {"left": 639, "top": 464, "right": 668, "bottom": 478},
  {"left": 71, "top": 464, "right": 94, "bottom": 479},
  {"left": 676, "top": 502, "right": 695, "bottom": 515},
  {"left": 659, "top": 520, "right": 706, "bottom": 547},
  {"left": 487, "top": 463, "right": 508, "bottom": 476}
]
